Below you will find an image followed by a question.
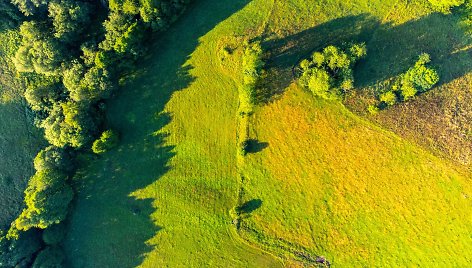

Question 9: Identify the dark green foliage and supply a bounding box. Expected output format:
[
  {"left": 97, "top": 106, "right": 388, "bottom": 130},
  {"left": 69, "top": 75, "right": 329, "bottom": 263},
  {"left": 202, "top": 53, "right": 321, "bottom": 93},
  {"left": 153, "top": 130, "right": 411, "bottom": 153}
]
[
  {"left": 11, "top": 0, "right": 50, "bottom": 16},
  {"left": 92, "top": 129, "right": 119, "bottom": 154},
  {"left": 0, "top": 1, "right": 22, "bottom": 30},
  {"left": 48, "top": 0, "right": 91, "bottom": 42},
  {"left": 42, "top": 223, "right": 65, "bottom": 245},
  {"left": 299, "top": 43, "right": 366, "bottom": 100},
  {"left": 32, "top": 246, "right": 65, "bottom": 268},
  {"left": 0, "top": 230, "right": 42, "bottom": 268}
]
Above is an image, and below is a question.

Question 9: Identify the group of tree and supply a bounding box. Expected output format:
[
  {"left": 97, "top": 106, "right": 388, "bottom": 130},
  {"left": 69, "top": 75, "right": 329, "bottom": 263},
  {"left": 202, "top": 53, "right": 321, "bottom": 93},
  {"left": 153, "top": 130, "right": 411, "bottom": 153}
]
[
  {"left": 239, "top": 40, "right": 265, "bottom": 115},
  {"left": 368, "top": 53, "right": 439, "bottom": 114},
  {"left": 298, "top": 43, "right": 367, "bottom": 100},
  {"left": 1, "top": 0, "right": 191, "bottom": 266}
]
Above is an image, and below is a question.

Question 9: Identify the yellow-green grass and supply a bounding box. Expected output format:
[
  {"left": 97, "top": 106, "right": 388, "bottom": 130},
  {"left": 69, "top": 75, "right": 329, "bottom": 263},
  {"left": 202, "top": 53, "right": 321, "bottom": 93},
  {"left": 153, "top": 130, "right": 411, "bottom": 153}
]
[
  {"left": 64, "top": 0, "right": 282, "bottom": 267},
  {"left": 0, "top": 30, "right": 44, "bottom": 229},
  {"left": 240, "top": 84, "right": 472, "bottom": 266}
]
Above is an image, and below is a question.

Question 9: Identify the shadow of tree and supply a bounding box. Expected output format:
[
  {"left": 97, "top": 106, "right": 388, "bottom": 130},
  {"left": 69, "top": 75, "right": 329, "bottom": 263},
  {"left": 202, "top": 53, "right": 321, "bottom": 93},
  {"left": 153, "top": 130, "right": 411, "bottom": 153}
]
[
  {"left": 245, "top": 139, "right": 269, "bottom": 154},
  {"left": 64, "top": 0, "right": 252, "bottom": 267},
  {"left": 260, "top": 14, "right": 381, "bottom": 102},
  {"left": 237, "top": 199, "right": 263, "bottom": 215},
  {"left": 261, "top": 12, "right": 472, "bottom": 101}
]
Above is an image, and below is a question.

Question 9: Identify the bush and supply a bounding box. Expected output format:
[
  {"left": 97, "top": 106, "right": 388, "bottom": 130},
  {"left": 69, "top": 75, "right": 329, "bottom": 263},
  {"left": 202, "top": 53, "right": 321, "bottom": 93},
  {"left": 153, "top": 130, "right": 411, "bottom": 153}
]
[
  {"left": 239, "top": 40, "right": 265, "bottom": 114},
  {"left": 92, "top": 130, "right": 119, "bottom": 154},
  {"left": 379, "top": 91, "right": 397, "bottom": 106}
]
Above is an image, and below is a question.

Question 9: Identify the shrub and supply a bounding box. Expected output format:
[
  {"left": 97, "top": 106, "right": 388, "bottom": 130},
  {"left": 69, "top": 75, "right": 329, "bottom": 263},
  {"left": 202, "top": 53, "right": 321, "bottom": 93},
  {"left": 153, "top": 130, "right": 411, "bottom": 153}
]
[
  {"left": 367, "top": 105, "right": 380, "bottom": 115},
  {"left": 379, "top": 91, "right": 397, "bottom": 106},
  {"left": 92, "top": 130, "right": 119, "bottom": 154}
]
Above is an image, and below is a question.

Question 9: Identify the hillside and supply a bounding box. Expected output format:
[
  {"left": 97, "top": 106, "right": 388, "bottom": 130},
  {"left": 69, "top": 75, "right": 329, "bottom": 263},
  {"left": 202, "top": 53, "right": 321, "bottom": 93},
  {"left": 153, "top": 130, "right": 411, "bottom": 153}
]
[{"left": 1, "top": 0, "right": 472, "bottom": 267}]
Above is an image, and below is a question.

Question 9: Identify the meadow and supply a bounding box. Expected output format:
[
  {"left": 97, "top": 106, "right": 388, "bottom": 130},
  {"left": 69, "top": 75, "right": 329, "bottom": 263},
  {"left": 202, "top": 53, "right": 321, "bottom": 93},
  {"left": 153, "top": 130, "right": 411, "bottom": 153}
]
[
  {"left": 58, "top": 0, "right": 472, "bottom": 266},
  {"left": 0, "top": 30, "right": 44, "bottom": 230}
]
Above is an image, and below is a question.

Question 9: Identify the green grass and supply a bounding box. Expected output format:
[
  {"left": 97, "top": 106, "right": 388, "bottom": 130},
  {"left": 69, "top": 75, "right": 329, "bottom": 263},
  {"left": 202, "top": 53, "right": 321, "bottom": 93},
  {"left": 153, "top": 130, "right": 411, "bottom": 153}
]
[
  {"left": 0, "top": 30, "right": 44, "bottom": 229},
  {"left": 64, "top": 0, "right": 282, "bottom": 267},
  {"left": 62, "top": 0, "right": 472, "bottom": 266}
]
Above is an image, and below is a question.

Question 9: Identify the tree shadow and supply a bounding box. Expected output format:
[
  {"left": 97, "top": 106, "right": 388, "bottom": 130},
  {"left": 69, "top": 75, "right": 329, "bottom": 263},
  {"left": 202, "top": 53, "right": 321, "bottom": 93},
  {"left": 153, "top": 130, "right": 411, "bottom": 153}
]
[
  {"left": 260, "top": 14, "right": 381, "bottom": 102},
  {"left": 244, "top": 139, "right": 269, "bottom": 154},
  {"left": 237, "top": 199, "right": 263, "bottom": 214},
  {"left": 356, "top": 12, "right": 472, "bottom": 89},
  {"left": 64, "top": 0, "right": 252, "bottom": 267},
  {"left": 261, "top": 12, "right": 472, "bottom": 100}
]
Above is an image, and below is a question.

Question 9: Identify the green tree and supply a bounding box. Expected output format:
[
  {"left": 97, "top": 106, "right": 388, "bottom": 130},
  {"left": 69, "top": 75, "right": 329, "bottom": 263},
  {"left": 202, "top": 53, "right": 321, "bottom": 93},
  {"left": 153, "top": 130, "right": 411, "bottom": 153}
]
[
  {"left": 34, "top": 146, "right": 73, "bottom": 173},
  {"left": 0, "top": 230, "right": 41, "bottom": 267},
  {"left": 10, "top": 169, "right": 73, "bottom": 232},
  {"left": 48, "top": 0, "right": 91, "bottom": 41},
  {"left": 14, "top": 21, "right": 65, "bottom": 75}
]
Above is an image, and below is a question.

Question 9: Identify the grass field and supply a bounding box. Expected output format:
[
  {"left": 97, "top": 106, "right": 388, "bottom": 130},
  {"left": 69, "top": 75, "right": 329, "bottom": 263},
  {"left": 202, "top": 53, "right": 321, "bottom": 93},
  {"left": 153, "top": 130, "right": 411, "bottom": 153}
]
[
  {"left": 62, "top": 0, "right": 472, "bottom": 266},
  {"left": 0, "top": 30, "right": 44, "bottom": 230},
  {"left": 64, "top": 0, "right": 282, "bottom": 267}
]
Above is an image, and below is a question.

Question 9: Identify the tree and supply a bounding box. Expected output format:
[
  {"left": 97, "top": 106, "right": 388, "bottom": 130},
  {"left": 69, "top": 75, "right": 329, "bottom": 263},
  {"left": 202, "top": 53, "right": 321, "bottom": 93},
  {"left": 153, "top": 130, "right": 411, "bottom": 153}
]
[
  {"left": 42, "top": 222, "right": 66, "bottom": 245},
  {"left": 298, "top": 43, "right": 366, "bottom": 100},
  {"left": 14, "top": 21, "right": 65, "bottom": 75},
  {"left": 11, "top": 0, "right": 50, "bottom": 16},
  {"left": 428, "top": 0, "right": 464, "bottom": 12},
  {"left": 34, "top": 146, "right": 73, "bottom": 173},
  {"left": 48, "top": 0, "right": 91, "bottom": 41},
  {"left": 0, "top": 1, "right": 22, "bottom": 30},
  {"left": 63, "top": 61, "right": 113, "bottom": 103},
  {"left": 0, "top": 230, "right": 41, "bottom": 267},
  {"left": 40, "top": 101, "right": 98, "bottom": 148},
  {"left": 10, "top": 169, "right": 73, "bottom": 232},
  {"left": 379, "top": 90, "right": 397, "bottom": 106},
  {"left": 92, "top": 129, "right": 119, "bottom": 154}
]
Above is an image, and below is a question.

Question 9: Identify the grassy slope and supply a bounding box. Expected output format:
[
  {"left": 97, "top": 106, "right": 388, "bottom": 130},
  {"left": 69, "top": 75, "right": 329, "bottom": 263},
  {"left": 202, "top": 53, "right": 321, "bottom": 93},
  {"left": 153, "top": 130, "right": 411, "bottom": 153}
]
[
  {"left": 64, "top": 0, "right": 282, "bottom": 267},
  {"left": 0, "top": 30, "right": 44, "bottom": 229},
  {"left": 238, "top": 0, "right": 472, "bottom": 266},
  {"left": 241, "top": 85, "right": 472, "bottom": 266},
  {"left": 63, "top": 0, "right": 472, "bottom": 266}
]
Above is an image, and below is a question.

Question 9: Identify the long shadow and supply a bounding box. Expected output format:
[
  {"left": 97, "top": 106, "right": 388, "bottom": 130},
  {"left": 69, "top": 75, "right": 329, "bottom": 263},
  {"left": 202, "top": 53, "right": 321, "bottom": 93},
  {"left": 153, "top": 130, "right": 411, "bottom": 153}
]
[
  {"left": 261, "top": 14, "right": 381, "bottom": 102},
  {"left": 357, "top": 12, "right": 472, "bottom": 88},
  {"left": 64, "top": 0, "right": 252, "bottom": 267},
  {"left": 262, "top": 12, "right": 472, "bottom": 100}
]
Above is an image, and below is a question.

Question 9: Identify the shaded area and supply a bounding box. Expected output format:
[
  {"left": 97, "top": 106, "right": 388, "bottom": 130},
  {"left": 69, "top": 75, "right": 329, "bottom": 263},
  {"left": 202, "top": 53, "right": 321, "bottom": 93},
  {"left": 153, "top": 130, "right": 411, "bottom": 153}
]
[
  {"left": 237, "top": 199, "right": 263, "bottom": 214},
  {"left": 244, "top": 139, "right": 269, "bottom": 154},
  {"left": 260, "top": 14, "right": 380, "bottom": 102},
  {"left": 64, "top": 0, "right": 253, "bottom": 267},
  {"left": 0, "top": 102, "right": 44, "bottom": 229}
]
